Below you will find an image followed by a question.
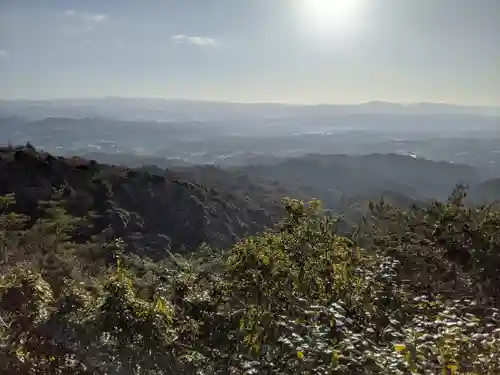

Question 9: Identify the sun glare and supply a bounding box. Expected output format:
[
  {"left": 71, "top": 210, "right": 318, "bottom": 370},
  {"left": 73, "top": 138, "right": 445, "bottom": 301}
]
[{"left": 297, "top": 0, "right": 365, "bottom": 37}]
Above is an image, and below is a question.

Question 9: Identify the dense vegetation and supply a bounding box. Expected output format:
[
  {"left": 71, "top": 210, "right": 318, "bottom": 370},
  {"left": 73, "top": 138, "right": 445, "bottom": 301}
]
[
  {"left": 1, "top": 146, "right": 500, "bottom": 374},
  {"left": 0, "top": 145, "right": 281, "bottom": 258}
]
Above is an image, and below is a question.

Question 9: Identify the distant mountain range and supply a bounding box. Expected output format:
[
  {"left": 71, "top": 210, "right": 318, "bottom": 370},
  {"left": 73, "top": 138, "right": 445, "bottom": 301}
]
[
  {"left": 1, "top": 112, "right": 499, "bottom": 174},
  {"left": 1, "top": 97, "right": 499, "bottom": 121}
]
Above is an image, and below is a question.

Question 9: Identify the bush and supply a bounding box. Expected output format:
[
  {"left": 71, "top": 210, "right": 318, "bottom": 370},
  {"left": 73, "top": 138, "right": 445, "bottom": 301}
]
[{"left": 1, "top": 191, "right": 500, "bottom": 374}]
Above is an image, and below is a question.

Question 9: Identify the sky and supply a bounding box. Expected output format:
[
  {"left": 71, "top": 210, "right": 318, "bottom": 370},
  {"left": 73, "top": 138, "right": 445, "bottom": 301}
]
[{"left": 0, "top": 0, "right": 499, "bottom": 105}]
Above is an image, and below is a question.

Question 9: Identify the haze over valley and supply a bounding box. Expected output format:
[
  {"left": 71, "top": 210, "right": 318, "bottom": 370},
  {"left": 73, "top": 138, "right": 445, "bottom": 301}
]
[
  {"left": 2, "top": 97, "right": 500, "bottom": 227},
  {"left": 2, "top": 98, "right": 499, "bottom": 170}
]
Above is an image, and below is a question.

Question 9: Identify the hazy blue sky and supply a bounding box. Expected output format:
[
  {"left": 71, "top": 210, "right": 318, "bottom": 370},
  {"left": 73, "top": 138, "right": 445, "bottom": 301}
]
[{"left": 1, "top": 0, "right": 499, "bottom": 105}]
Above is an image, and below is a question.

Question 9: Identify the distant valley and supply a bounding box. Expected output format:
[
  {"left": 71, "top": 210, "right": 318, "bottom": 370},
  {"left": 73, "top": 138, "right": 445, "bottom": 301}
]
[
  {"left": 1, "top": 99, "right": 499, "bottom": 175},
  {"left": 1, "top": 99, "right": 499, "bottom": 225}
]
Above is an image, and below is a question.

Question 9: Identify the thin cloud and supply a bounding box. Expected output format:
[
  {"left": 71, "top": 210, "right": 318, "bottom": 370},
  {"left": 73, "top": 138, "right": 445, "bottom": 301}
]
[
  {"left": 171, "top": 34, "right": 217, "bottom": 47},
  {"left": 63, "top": 10, "right": 108, "bottom": 31},
  {"left": 86, "top": 13, "right": 108, "bottom": 23},
  {"left": 0, "top": 49, "right": 8, "bottom": 58}
]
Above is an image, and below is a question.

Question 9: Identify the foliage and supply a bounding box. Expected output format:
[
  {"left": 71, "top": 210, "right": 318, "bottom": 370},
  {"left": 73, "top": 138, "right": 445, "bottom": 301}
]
[
  {"left": 0, "top": 145, "right": 279, "bottom": 258},
  {"left": 1, "top": 150, "right": 500, "bottom": 374}
]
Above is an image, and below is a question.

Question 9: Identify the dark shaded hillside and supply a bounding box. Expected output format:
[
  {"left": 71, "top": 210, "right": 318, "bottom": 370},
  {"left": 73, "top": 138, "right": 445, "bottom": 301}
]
[
  {"left": 235, "top": 153, "right": 481, "bottom": 202},
  {"left": 335, "top": 189, "right": 420, "bottom": 218},
  {"left": 468, "top": 178, "right": 500, "bottom": 204},
  {"left": 65, "top": 151, "right": 480, "bottom": 221},
  {"left": 81, "top": 151, "right": 192, "bottom": 169},
  {"left": 171, "top": 165, "right": 290, "bottom": 212},
  {"left": 171, "top": 165, "right": 421, "bottom": 223},
  {"left": 0, "top": 145, "right": 279, "bottom": 258}
]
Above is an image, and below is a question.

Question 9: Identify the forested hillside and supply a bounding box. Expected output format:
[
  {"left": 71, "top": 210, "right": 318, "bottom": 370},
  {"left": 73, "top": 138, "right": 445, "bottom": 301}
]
[
  {"left": 468, "top": 178, "right": 500, "bottom": 204},
  {"left": 235, "top": 153, "right": 481, "bottom": 203},
  {"left": 0, "top": 145, "right": 280, "bottom": 258},
  {"left": 1, "top": 146, "right": 500, "bottom": 374},
  {"left": 89, "top": 151, "right": 486, "bottom": 218}
]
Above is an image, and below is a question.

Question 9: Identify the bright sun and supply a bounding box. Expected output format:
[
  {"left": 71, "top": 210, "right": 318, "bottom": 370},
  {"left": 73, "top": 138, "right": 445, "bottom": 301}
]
[{"left": 298, "top": 0, "right": 364, "bottom": 36}]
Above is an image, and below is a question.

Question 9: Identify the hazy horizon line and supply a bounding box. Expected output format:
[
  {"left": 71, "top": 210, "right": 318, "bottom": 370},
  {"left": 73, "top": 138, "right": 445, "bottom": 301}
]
[{"left": 1, "top": 96, "right": 499, "bottom": 109}]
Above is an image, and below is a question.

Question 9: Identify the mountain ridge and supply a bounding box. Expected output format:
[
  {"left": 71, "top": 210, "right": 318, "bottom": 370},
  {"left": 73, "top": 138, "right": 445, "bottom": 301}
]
[
  {"left": 0, "top": 145, "right": 281, "bottom": 258},
  {"left": 2, "top": 98, "right": 499, "bottom": 120}
]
